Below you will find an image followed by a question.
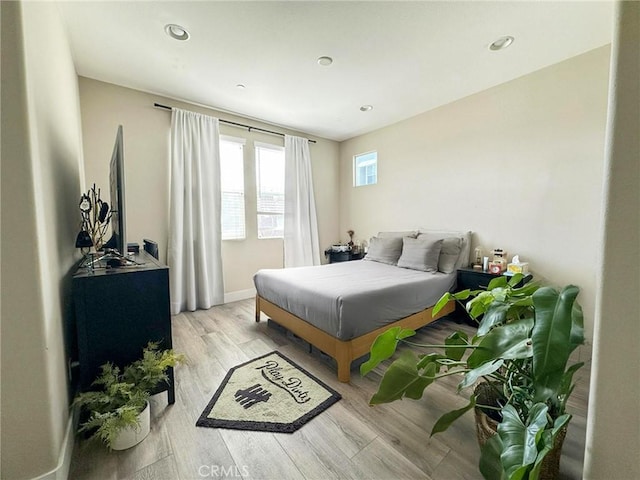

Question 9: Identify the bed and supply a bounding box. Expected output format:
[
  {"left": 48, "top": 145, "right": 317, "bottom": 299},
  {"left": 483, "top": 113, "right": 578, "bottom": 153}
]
[{"left": 254, "top": 230, "right": 471, "bottom": 382}]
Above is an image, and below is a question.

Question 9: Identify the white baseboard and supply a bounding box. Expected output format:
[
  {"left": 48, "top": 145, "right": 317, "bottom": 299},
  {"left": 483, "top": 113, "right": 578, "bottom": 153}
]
[
  {"left": 224, "top": 288, "right": 256, "bottom": 304},
  {"left": 32, "top": 409, "right": 76, "bottom": 480}
]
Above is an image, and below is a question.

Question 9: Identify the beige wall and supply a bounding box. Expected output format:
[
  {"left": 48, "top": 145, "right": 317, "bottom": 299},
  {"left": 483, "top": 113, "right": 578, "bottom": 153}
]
[
  {"left": 585, "top": 1, "right": 640, "bottom": 476},
  {"left": 78, "top": 78, "right": 340, "bottom": 298},
  {"left": 1, "top": 1, "right": 85, "bottom": 478},
  {"left": 339, "top": 46, "right": 611, "bottom": 340}
]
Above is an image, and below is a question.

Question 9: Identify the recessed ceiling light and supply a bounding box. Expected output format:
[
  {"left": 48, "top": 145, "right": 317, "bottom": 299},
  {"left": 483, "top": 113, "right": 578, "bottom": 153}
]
[
  {"left": 489, "top": 36, "right": 514, "bottom": 51},
  {"left": 236, "top": 84, "right": 246, "bottom": 90},
  {"left": 360, "top": 105, "right": 373, "bottom": 112},
  {"left": 317, "top": 56, "right": 333, "bottom": 66},
  {"left": 165, "top": 24, "right": 190, "bottom": 41}
]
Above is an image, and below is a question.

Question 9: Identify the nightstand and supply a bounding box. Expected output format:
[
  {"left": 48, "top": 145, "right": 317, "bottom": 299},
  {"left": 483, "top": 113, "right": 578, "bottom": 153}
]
[
  {"left": 454, "top": 267, "right": 503, "bottom": 323},
  {"left": 455, "top": 267, "right": 533, "bottom": 322},
  {"left": 325, "top": 250, "right": 364, "bottom": 263},
  {"left": 457, "top": 266, "right": 504, "bottom": 291}
]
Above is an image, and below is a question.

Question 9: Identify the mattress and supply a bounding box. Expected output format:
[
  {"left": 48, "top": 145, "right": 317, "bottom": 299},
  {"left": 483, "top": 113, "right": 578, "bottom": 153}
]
[{"left": 253, "top": 260, "right": 456, "bottom": 341}]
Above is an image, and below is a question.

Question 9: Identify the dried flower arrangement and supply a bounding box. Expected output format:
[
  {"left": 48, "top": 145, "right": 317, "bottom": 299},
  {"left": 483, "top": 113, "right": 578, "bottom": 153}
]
[{"left": 347, "top": 229, "right": 355, "bottom": 246}]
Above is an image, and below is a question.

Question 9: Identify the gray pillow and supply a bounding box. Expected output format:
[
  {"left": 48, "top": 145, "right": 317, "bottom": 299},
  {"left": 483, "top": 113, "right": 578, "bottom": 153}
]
[
  {"left": 364, "top": 236, "right": 404, "bottom": 265},
  {"left": 397, "top": 237, "right": 443, "bottom": 272},
  {"left": 417, "top": 233, "right": 462, "bottom": 273}
]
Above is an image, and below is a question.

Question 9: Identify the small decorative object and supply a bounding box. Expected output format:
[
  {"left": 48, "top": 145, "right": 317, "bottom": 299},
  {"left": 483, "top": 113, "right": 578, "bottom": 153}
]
[
  {"left": 73, "top": 342, "right": 186, "bottom": 449},
  {"left": 347, "top": 229, "right": 355, "bottom": 246},
  {"left": 74, "top": 230, "right": 93, "bottom": 249},
  {"left": 473, "top": 246, "right": 484, "bottom": 269},
  {"left": 362, "top": 276, "right": 584, "bottom": 480},
  {"left": 79, "top": 195, "right": 91, "bottom": 213},
  {"left": 488, "top": 262, "right": 503, "bottom": 274},
  {"left": 76, "top": 184, "right": 111, "bottom": 252},
  {"left": 488, "top": 248, "right": 508, "bottom": 274}
]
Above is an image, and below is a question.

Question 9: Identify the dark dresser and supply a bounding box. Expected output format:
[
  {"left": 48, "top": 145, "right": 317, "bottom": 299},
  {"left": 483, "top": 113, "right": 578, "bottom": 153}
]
[{"left": 72, "top": 251, "right": 174, "bottom": 403}]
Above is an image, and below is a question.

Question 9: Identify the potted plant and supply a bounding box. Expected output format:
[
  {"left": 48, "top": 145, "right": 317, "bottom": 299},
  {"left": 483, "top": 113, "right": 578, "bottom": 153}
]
[
  {"left": 73, "top": 342, "right": 186, "bottom": 450},
  {"left": 360, "top": 274, "right": 584, "bottom": 480}
]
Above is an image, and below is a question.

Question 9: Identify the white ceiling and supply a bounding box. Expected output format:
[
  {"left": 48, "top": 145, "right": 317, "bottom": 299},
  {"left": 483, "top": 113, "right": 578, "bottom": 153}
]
[{"left": 57, "top": 1, "right": 613, "bottom": 142}]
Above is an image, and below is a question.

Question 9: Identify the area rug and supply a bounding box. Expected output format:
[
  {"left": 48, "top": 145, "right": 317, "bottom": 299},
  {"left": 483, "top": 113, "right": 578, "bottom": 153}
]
[{"left": 196, "top": 351, "right": 341, "bottom": 433}]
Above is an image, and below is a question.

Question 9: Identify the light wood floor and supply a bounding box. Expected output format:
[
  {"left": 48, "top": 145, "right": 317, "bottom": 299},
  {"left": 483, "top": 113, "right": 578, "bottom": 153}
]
[{"left": 69, "top": 299, "right": 590, "bottom": 480}]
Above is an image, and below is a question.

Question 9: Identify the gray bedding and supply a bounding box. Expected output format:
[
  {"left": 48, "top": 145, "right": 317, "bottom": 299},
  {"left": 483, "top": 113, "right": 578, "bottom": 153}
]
[{"left": 253, "top": 260, "right": 456, "bottom": 341}]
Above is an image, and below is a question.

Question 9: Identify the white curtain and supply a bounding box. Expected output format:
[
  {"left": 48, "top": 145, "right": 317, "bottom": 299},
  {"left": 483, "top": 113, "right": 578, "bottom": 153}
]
[
  {"left": 168, "top": 108, "right": 224, "bottom": 314},
  {"left": 284, "top": 135, "right": 321, "bottom": 267}
]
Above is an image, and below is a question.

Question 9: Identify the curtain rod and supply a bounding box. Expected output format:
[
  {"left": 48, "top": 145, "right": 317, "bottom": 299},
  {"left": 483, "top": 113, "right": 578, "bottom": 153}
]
[{"left": 153, "top": 102, "right": 316, "bottom": 144}]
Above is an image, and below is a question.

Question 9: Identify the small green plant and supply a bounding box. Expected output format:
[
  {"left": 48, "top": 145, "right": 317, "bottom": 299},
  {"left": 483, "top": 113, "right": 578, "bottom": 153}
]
[
  {"left": 73, "top": 342, "right": 186, "bottom": 448},
  {"left": 361, "top": 274, "right": 584, "bottom": 480}
]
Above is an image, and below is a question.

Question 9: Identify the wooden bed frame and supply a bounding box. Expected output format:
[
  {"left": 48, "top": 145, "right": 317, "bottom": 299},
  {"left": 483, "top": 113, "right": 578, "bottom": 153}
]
[{"left": 255, "top": 295, "right": 455, "bottom": 383}]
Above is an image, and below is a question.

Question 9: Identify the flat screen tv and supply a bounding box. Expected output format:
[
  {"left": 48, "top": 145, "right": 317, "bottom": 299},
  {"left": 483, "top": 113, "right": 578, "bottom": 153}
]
[{"left": 103, "top": 125, "right": 126, "bottom": 257}]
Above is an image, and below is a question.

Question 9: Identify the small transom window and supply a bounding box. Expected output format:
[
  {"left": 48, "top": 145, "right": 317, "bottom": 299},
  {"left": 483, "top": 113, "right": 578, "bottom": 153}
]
[{"left": 354, "top": 151, "right": 377, "bottom": 187}]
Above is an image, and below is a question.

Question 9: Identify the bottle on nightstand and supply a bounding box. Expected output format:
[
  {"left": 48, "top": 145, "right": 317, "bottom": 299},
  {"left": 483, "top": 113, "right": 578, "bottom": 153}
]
[{"left": 473, "top": 246, "right": 484, "bottom": 270}]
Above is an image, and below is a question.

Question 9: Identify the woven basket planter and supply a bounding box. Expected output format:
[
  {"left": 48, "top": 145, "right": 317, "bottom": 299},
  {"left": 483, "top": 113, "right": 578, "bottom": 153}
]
[{"left": 474, "top": 383, "right": 567, "bottom": 480}]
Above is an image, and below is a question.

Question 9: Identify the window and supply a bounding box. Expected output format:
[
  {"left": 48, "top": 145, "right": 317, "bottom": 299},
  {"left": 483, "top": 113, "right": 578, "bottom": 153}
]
[
  {"left": 354, "top": 151, "right": 377, "bottom": 187},
  {"left": 255, "top": 142, "right": 285, "bottom": 239},
  {"left": 220, "top": 137, "right": 246, "bottom": 240}
]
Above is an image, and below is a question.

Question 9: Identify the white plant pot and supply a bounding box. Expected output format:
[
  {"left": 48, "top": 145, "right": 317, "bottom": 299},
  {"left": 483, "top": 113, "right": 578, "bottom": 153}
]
[{"left": 111, "top": 401, "right": 151, "bottom": 450}]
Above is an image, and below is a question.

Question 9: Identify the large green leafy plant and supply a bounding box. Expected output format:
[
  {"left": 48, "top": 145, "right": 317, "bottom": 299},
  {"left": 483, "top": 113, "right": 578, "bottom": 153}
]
[
  {"left": 360, "top": 274, "right": 584, "bottom": 480},
  {"left": 73, "top": 342, "right": 185, "bottom": 448}
]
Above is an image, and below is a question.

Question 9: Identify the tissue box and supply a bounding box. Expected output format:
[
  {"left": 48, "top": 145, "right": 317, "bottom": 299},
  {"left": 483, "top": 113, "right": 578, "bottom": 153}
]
[{"left": 507, "top": 262, "right": 529, "bottom": 275}]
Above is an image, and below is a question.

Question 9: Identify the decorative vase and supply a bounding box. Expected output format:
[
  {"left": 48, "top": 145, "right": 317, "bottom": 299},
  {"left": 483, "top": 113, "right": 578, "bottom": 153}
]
[
  {"left": 473, "top": 383, "right": 567, "bottom": 480},
  {"left": 110, "top": 401, "right": 151, "bottom": 450}
]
